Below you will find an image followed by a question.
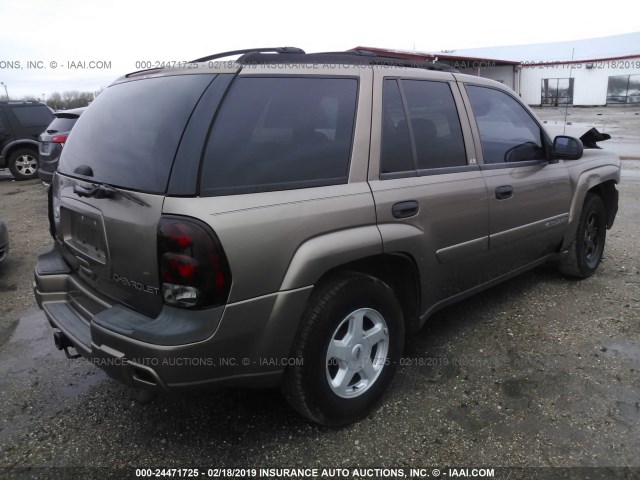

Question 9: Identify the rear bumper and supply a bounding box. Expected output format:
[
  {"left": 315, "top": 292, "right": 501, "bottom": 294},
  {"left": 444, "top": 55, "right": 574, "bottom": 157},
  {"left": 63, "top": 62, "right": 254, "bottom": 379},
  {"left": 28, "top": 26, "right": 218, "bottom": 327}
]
[
  {"left": 37, "top": 153, "right": 58, "bottom": 183},
  {"left": 37, "top": 168, "right": 54, "bottom": 184},
  {"left": 33, "top": 244, "right": 312, "bottom": 391}
]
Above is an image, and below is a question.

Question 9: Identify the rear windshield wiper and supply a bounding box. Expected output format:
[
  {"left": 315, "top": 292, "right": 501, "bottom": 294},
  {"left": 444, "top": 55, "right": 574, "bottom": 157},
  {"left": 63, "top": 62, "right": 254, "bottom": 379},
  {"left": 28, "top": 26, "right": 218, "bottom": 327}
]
[{"left": 72, "top": 183, "right": 149, "bottom": 207}]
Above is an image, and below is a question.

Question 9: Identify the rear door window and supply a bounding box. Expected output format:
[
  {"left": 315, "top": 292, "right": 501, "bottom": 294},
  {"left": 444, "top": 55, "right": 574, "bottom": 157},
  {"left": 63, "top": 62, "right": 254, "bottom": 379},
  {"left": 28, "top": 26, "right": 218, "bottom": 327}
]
[
  {"left": 380, "top": 78, "right": 467, "bottom": 177},
  {"left": 403, "top": 80, "right": 467, "bottom": 170},
  {"left": 381, "top": 79, "right": 414, "bottom": 174},
  {"left": 58, "top": 74, "right": 216, "bottom": 193},
  {"left": 200, "top": 76, "right": 358, "bottom": 196}
]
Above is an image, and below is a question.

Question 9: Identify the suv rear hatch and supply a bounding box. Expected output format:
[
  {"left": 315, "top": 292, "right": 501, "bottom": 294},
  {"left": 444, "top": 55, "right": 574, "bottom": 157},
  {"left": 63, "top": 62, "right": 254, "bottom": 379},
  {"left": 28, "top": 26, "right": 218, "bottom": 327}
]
[
  {"left": 39, "top": 109, "right": 83, "bottom": 159},
  {"left": 53, "top": 73, "right": 218, "bottom": 317}
]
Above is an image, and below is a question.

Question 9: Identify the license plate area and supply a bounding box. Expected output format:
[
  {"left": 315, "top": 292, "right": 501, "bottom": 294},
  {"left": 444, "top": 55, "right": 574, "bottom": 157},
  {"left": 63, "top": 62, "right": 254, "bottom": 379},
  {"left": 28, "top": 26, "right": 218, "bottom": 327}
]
[{"left": 60, "top": 207, "right": 107, "bottom": 264}]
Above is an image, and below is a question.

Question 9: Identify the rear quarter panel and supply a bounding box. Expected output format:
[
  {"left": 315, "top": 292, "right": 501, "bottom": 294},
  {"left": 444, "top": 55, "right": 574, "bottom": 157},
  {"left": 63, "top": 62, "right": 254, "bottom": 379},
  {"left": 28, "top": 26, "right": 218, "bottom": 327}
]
[{"left": 163, "top": 184, "right": 380, "bottom": 303}]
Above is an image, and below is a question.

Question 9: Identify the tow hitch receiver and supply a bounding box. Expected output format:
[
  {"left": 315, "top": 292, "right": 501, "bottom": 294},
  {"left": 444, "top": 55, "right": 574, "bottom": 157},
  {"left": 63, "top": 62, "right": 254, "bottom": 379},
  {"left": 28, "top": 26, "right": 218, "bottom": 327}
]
[{"left": 53, "top": 331, "right": 82, "bottom": 359}]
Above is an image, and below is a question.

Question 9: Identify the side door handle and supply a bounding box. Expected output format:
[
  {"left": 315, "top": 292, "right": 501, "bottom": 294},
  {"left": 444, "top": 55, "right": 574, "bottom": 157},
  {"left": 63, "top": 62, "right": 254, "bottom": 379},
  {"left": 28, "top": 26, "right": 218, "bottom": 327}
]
[
  {"left": 392, "top": 200, "right": 419, "bottom": 219},
  {"left": 495, "top": 185, "right": 513, "bottom": 200}
]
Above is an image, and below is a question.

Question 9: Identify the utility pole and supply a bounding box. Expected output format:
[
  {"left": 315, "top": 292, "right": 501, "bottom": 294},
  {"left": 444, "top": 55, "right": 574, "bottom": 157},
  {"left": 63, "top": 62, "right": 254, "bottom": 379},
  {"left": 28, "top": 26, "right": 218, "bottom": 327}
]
[{"left": 0, "top": 82, "right": 8, "bottom": 100}]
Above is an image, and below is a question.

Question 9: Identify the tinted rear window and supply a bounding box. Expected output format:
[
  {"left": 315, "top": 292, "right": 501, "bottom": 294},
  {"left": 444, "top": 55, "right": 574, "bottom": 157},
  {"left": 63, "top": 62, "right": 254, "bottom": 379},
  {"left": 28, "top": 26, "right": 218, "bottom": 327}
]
[
  {"left": 381, "top": 79, "right": 414, "bottom": 174},
  {"left": 46, "top": 116, "right": 79, "bottom": 133},
  {"left": 59, "top": 74, "right": 215, "bottom": 193},
  {"left": 402, "top": 80, "right": 467, "bottom": 170},
  {"left": 200, "top": 76, "right": 358, "bottom": 196},
  {"left": 10, "top": 105, "right": 54, "bottom": 127}
]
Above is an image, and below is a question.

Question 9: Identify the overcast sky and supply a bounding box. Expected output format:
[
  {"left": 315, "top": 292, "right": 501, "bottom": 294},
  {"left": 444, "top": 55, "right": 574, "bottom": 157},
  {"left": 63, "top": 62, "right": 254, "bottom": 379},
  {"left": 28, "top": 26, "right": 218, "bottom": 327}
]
[{"left": 0, "top": 0, "right": 638, "bottom": 99}]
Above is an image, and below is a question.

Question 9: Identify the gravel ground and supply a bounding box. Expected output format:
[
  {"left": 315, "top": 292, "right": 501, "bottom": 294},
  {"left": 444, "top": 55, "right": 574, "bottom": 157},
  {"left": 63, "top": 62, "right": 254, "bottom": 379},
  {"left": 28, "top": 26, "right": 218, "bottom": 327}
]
[{"left": 0, "top": 124, "right": 638, "bottom": 477}]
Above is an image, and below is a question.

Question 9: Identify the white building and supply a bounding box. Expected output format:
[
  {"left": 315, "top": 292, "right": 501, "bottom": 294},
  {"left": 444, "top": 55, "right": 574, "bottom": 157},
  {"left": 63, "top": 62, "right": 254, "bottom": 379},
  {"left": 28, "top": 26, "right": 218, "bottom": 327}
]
[{"left": 353, "top": 32, "right": 640, "bottom": 106}]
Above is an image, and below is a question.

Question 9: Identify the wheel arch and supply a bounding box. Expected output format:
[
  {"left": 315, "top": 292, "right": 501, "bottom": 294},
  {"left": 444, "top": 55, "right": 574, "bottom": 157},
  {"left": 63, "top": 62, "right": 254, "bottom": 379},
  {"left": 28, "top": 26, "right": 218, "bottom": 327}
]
[
  {"left": 310, "top": 253, "right": 421, "bottom": 333},
  {"left": 562, "top": 166, "right": 620, "bottom": 251},
  {"left": 587, "top": 179, "right": 619, "bottom": 229},
  {"left": 1, "top": 139, "right": 39, "bottom": 160}
]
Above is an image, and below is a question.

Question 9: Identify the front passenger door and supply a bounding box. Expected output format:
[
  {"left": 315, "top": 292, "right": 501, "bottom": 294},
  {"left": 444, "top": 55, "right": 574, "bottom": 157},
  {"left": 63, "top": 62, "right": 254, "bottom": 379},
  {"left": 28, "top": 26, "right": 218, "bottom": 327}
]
[{"left": 461, "top": 82, "right": 571, "bottom": 274}]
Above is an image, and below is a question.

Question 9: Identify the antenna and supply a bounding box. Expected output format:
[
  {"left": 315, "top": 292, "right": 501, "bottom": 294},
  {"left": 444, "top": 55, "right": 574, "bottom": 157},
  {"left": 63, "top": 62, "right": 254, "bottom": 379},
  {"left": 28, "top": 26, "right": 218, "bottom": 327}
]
[{"left": 563, "top": 48, "right": 575, "bottom": 135}]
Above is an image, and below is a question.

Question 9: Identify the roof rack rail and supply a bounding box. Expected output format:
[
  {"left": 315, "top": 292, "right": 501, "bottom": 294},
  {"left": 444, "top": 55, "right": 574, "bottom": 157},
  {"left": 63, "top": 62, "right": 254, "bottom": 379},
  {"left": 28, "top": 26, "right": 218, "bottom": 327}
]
[
  {"left": 343, "top": 49, "right": 459, "bottom": 72},
  {"left": 191, "top": 47, "right": 305, "bottom": 63},
  {"left": 236, "top": 50, "right": 459, "bottom": 73},
  {"left": 125, "top": 67, "right": 165, "bottom": 78}
]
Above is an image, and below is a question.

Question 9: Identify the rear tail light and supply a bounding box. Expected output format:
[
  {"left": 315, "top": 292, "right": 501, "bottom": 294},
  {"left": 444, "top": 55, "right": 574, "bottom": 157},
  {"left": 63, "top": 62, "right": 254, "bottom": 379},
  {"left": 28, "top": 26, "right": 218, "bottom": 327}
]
[
  {"left": 51, "top": 134, "right": 69, "bottom": 147},
  {"left": 157, "top": 216, "right": 231, "bottom": 309}
]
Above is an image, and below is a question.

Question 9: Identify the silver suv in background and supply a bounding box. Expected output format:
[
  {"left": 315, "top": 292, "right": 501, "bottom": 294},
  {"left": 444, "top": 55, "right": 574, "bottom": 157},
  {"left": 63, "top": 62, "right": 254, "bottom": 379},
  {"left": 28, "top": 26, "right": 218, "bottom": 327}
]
[
  {"left": 38, "top": 107, "right": 85, "bottom": 183},
  {"left": 33, "top": 48, "right": 620, "bottom": 426}
]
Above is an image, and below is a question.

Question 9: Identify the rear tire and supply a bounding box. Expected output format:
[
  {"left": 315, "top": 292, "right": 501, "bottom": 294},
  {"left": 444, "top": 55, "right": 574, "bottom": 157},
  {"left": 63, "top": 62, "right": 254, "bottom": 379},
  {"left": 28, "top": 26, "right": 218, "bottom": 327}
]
[
  {"left": 283, "top": 273, "right": 404, "bottom": 426},
  {"left": 558, "top": 193, "right": 606, "bottom": 278},
  {"left": 8, "top": 148, "right": 39, "bottom": 180}
]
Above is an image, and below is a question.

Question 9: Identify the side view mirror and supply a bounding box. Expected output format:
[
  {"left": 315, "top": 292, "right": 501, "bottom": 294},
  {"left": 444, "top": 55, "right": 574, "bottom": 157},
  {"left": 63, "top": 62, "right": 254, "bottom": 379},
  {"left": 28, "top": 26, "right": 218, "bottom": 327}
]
[{"left": 552, "top": 136, "right": 583, "bottom": 160}]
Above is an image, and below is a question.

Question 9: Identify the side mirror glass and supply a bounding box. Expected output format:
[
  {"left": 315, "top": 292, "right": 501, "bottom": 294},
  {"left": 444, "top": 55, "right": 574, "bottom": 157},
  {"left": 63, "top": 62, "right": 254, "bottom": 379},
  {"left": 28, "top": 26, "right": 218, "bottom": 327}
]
[{"left": 553, "top": 136, "right": 583, "bottom": 160}]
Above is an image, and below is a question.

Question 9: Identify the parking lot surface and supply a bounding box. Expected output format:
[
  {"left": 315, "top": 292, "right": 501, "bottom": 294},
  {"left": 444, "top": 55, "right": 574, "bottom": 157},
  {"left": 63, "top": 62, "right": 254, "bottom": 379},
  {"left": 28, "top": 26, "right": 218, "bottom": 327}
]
[{"left": 0, "top": 110, "right": 638, "bottom": 475}]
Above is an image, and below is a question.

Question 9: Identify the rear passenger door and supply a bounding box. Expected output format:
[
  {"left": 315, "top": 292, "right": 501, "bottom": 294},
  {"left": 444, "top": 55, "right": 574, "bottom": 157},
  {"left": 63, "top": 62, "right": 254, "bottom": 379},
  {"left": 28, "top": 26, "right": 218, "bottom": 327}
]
[
  {"left": 6, "top": 105, "right": 53, "bottom": 140},
  {"left": 459, "top": 81, "right": 572, "bottom": 273},
  {"left": 369, "top": 71, "right": 491, "bottom": 315}
]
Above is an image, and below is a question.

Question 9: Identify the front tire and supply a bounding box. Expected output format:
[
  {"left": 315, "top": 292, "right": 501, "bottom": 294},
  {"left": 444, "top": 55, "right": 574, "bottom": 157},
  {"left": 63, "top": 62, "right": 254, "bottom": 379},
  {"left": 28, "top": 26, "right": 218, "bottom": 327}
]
[
  {"left": 283, "top": 273, "right": 404, "bottom": 426},
  {"left": 558, "top": 193, "right": 607, "bottom": 278},
  {"left": 8, "top": 148, "right": 39, "bottom": 180}
]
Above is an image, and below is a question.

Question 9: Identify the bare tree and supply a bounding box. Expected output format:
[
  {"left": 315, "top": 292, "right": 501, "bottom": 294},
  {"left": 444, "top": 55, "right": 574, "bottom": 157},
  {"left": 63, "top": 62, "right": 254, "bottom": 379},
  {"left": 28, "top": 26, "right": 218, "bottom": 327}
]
[
  {"left": 48, "top": 92, "right": 63, "bottom": 110},
  {"left": 43, "top": 90, "right": 99, "bottom": 110}
]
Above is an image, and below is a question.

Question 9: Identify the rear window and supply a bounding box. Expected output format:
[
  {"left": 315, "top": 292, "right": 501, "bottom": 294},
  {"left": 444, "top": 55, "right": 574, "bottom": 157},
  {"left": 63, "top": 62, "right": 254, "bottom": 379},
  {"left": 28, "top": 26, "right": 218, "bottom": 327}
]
[
  {"left": 10, "top": 105, "right": 54, "bottom": 127},
  {"left": 200, "top": 76, "right": 358, "bottom": 196},
  {"left": 59, "top": 74, "right": 215, "bottom": 193},
  {"left": 46, "top": 115, "right": 80, "bottom": 133}
]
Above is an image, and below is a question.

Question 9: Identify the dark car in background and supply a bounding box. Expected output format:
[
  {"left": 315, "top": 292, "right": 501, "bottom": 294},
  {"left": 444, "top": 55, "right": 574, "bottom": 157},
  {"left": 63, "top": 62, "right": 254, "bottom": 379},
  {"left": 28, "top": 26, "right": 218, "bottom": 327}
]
[
  {"left": 38, "top": 108, "right": 85, "bottom": 183},
  {"left": 0, "top": 101, "right": 54, "bottom": 180}
]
